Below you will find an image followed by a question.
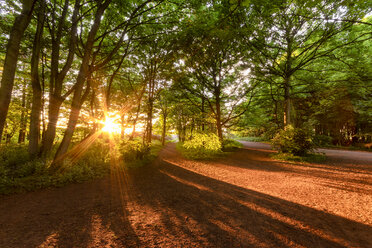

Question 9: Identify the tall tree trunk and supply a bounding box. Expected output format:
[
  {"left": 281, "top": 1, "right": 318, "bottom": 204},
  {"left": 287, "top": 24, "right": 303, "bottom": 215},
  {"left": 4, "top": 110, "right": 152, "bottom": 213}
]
[
  {"left": 161, "top": 111, "right": 167, "bottom": 146},
  {"left": 130, "top": 88, "right": 145, "bottom": 140},
  {"left": 215, "top": 88, "right": 223, "bottom": 141},
  {"left": 54, "top": 0, "right": 111, "bottom": 163},
  {"left": 0, "top": 0, "right": 36, "bottom": 142},
  {"left": 40, "top": 0, "right": 80, "bottom": 156},
  {"left": 41, "top": 98, "right": 63, "bottom": 155},
  {"left": 144, "top": 99, "right": 153, "bottom": 144},
  {"left": 54, "top": 81, "right": 91, "bottom": 162},
  {"left": 29, "top": 0, "right": 45, "bottom": 157},
  {"left": 18, "top": 80, "right": 27, "bottom": 143},
  {"left": 41, "top": 51, "right": 46, "bottom": 139},
  {"left": 90, "top": 90, "right": 98, "bottom": 134},
  {"left": 283, "top": 76, "right": 291, "bottom": 127}
]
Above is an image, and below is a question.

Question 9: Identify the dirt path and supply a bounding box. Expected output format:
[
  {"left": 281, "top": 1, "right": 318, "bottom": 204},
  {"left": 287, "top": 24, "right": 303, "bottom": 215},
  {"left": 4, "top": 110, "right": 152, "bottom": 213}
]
[{"left": 1, "top": 142, "right": 371, "bottom": 248}]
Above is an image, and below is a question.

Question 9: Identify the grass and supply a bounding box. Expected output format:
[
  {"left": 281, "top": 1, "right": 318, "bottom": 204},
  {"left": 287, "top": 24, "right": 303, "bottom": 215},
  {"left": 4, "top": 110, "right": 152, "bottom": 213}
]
[
  {"left": 271, "top": 152, "right": 327, "bottom": 163},
  {"left": 319, "top": 144, "right": 372, "bottom": 152}
]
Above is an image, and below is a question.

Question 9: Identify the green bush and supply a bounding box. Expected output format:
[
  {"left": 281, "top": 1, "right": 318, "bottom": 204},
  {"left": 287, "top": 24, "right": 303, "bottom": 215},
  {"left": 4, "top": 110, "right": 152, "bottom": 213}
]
[
  {"left": 0, "top": 137, "right": 165, "bottom": 194},
  {"left": 119, "top": 138, "right": 150, "bottom": 162},
  {"left": 271, "top": 152, "right": 326, "bottom": 163},
  {"left": 313, "top": 135, "right": 333, "bottom": 147},
  {"left": 271, "top": 125, "right": 314, "bottom": 156},
  {"left": 0, "top": 144, "right": 30, "bottom": 167},
  {"left": 236, "top": 136, "right": 267, "bottom": 142},
  {"left": 222, "top": 139, "right": 243, "bottom": 151},
  {"left": 181, "top": 133, "right": 222, "bottom": 159},
  {"left": 119, "top": 138, "right": 163, "bottom": 168},
  {"left": 0, "top": 139, "right": 111, "bottom": 194}
]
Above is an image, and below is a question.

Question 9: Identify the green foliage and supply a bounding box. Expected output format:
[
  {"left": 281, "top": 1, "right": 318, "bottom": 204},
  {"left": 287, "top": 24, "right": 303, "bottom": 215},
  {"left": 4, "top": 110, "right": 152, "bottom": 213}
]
[
  {"left": 236, "top": 136, "right": 268, "bottom": 142},
  {"left": 222, "top": 139, "right": 243, "bottom": 151},
  {"left": 271, "top": 152, "right": 326, "bottom": 163},
  {"left": 119, "top": 138, "right": 150, "bottom": 162},
  {"left": 0, "top": 137, "right": 166, "bottom": 194},
  {"left": 271, "top": 125, "right": 314, "bottom": 156},
  {"left": 313, "top": 135, "right": 333, "bottom": 147},
  {"left": 0, "top": 140, "right": 111, "bottom": 194},
  {"left": 0, "top": 144, "right": 30, "bottom": 168},
  {"left": 180, "top": 133, "right": 222, "bottom": 159},
  {"left": 119, "top": 138, "right": 163, "bottom": 168}
]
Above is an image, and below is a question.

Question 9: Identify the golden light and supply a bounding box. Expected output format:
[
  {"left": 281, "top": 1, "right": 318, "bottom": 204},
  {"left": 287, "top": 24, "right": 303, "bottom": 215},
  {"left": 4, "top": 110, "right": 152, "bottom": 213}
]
[
  {"left": 102, "top": 115, "right": 121, "bottom": 134},
  {"left": 123, "top": 127, "right": 133, "bottom": 135}
]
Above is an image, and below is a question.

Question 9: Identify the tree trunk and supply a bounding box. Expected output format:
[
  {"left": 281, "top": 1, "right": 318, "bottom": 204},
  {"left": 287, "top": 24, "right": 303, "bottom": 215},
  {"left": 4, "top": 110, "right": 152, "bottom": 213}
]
[
  {"left": 215, "top": 89, "right": 223, "bottom": 141},
  {"left": 41, "top": 51, "right": 46, "bottom": 139},
  {"left": 161, "top": 111, "right": 167, "bottom": 146},
  {"left": 144, "top": 99, "right": 153, "bottom": 145},
  {"left": 283, "top": 76, "right": 291, "bottom": 127},
  {"left": 29, "top": 0, "right": 45, "bottom": 157},
  {"left": 40, "top": 0, "right": 80, "bottom": 156},
  {"left": 54, "top": 1, "right": 110, "bottom": 163},
  {"left": 130, "top": 88, "right": 145, "bottom": 140},
  {"left": 54, "top": 93, "right": 85, "bottom": 160},
  {"left": 0, "top": 0, "right": 36, "bottom": 142},
  {"left": 18, "top": 81, "right": 27, "bottom": 143},
  {"left": 40, "top": 98, "right": 62, "bottom": 155}
]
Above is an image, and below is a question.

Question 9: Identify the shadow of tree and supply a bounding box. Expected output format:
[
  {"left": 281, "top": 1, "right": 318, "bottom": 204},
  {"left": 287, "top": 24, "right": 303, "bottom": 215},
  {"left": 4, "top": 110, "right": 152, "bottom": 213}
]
[
  {"left": 213, "top": 144, "right": 372, "bottom": 194},
  {"left": 0, "top": 142, "right": 371, "bottom": 247},
  {"left": 0, "top": 177, "right": 140, "bottom": 248},
  {"left": 123, "top": 156, "right": 372, "bottom": 247}
]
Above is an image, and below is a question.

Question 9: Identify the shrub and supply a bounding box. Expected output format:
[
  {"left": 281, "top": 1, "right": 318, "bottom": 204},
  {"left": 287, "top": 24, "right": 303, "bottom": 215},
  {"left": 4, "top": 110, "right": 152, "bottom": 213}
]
[
  {"left": 119, "top": 138, "right": 150, "bottom": 162},
  {"left": 222, "top": 139, "right": 243, "bottom": 151},
  {"left": 119, "top": 139, "right": 163, "bottom": 168},
  {"left": 0, "top": 144, "right": 30, "bottom": 167},
  {"left": 271, "top": 125, "right": 314, "bottom": 156},
  {"left": 0, "top": 137, "right": 165, "bottom": 194},
  {"left": 0, "top": 139, "right": 111, "bottom": 194},
  {"left": 181, "top": 133, "right": 222, "bottom": 159},
  {"left": 236, "top": 136, "right": 267, "bottom": 142},
  {"left": 271, "top": 152, "right": 326, "bottom": 163},
  {"left": 313, "top": 135, "right": 333, "bottom": 147}
]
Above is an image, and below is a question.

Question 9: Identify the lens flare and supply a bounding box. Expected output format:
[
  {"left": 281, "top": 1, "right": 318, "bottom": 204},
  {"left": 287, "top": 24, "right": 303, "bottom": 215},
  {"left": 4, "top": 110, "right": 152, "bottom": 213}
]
[{"left": 102, "top": 115, "right": 121, "bottom": 134}]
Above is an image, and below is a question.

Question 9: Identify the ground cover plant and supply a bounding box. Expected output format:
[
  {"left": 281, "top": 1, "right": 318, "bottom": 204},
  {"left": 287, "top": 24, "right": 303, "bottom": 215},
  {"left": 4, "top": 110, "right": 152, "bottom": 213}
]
[{"left": 0, "top": 138, "right": 163, "bottom": 194}]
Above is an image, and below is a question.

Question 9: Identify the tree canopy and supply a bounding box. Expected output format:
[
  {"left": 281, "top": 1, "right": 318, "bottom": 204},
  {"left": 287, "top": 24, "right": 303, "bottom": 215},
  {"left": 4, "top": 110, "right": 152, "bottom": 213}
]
[{"left": 0, "top": 0, "right": 371, "bottom": 162}]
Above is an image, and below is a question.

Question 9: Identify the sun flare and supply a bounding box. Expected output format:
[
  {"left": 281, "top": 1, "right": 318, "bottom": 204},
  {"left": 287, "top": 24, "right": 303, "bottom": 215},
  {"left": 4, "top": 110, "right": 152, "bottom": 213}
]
[{"left": 102, "top": 115, "right": 121, "bottom": 134}]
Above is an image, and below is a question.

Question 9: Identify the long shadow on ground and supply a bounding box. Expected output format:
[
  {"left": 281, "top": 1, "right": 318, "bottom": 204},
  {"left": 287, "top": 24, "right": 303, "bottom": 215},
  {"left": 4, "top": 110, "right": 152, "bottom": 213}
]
[
  {"left": 0, "top": 143, "right": 371, "bottom": 247},
  {"left": 124, "top": 156, "right": 372, "bottom": 247},
  {"left": 217, "top": 142, "right": 372, "bottom": 194}
]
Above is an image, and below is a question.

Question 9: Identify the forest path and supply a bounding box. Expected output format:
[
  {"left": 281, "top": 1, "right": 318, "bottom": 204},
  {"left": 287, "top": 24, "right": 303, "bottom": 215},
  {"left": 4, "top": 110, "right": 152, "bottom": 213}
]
[{"left": 0, "top": 142, "right": 371, "bottom": 248}]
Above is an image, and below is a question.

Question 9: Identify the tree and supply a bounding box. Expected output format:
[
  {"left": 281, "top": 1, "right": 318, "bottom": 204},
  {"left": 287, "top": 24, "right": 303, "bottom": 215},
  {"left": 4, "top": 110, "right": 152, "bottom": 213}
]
[
  {"left": 240, "top": 0, "right": 370, "bottom": 126},
  {"left": 54, "top": 0, "right": 112, "bottom": 162},
  {"left": 40, "top": 0, "right": 81, "bottom": 156},
  {"left": 176, "top": 9, "right": 253, "bottom": 140},
  {"left": 0, "top": 0, "right": 36, "bottom": 142},
  {"left": 28, "top": 0, "right": 45, "bottom": 156}
]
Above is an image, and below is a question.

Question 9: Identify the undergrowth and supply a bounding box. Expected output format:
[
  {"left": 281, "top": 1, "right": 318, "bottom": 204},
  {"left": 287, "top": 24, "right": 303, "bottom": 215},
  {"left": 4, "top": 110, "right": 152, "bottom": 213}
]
[
  {"left": 0, "top": 138, "right": 163, "bottom": 194},
  {"left": 236, "top": 136, "right": 268, "bottom": 142},
  {"left": 177, "top": 133, "right": 243, "bottom": 160},
  {"left": 271, "top": 152, "right": 326, "bottom": 163}
]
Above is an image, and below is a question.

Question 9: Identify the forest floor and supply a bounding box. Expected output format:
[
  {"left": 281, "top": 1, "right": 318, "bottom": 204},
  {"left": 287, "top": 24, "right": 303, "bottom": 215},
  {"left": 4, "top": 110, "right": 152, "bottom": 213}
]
[{"left": 1, "top": 142, "right": 372, "bottom": 248}]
